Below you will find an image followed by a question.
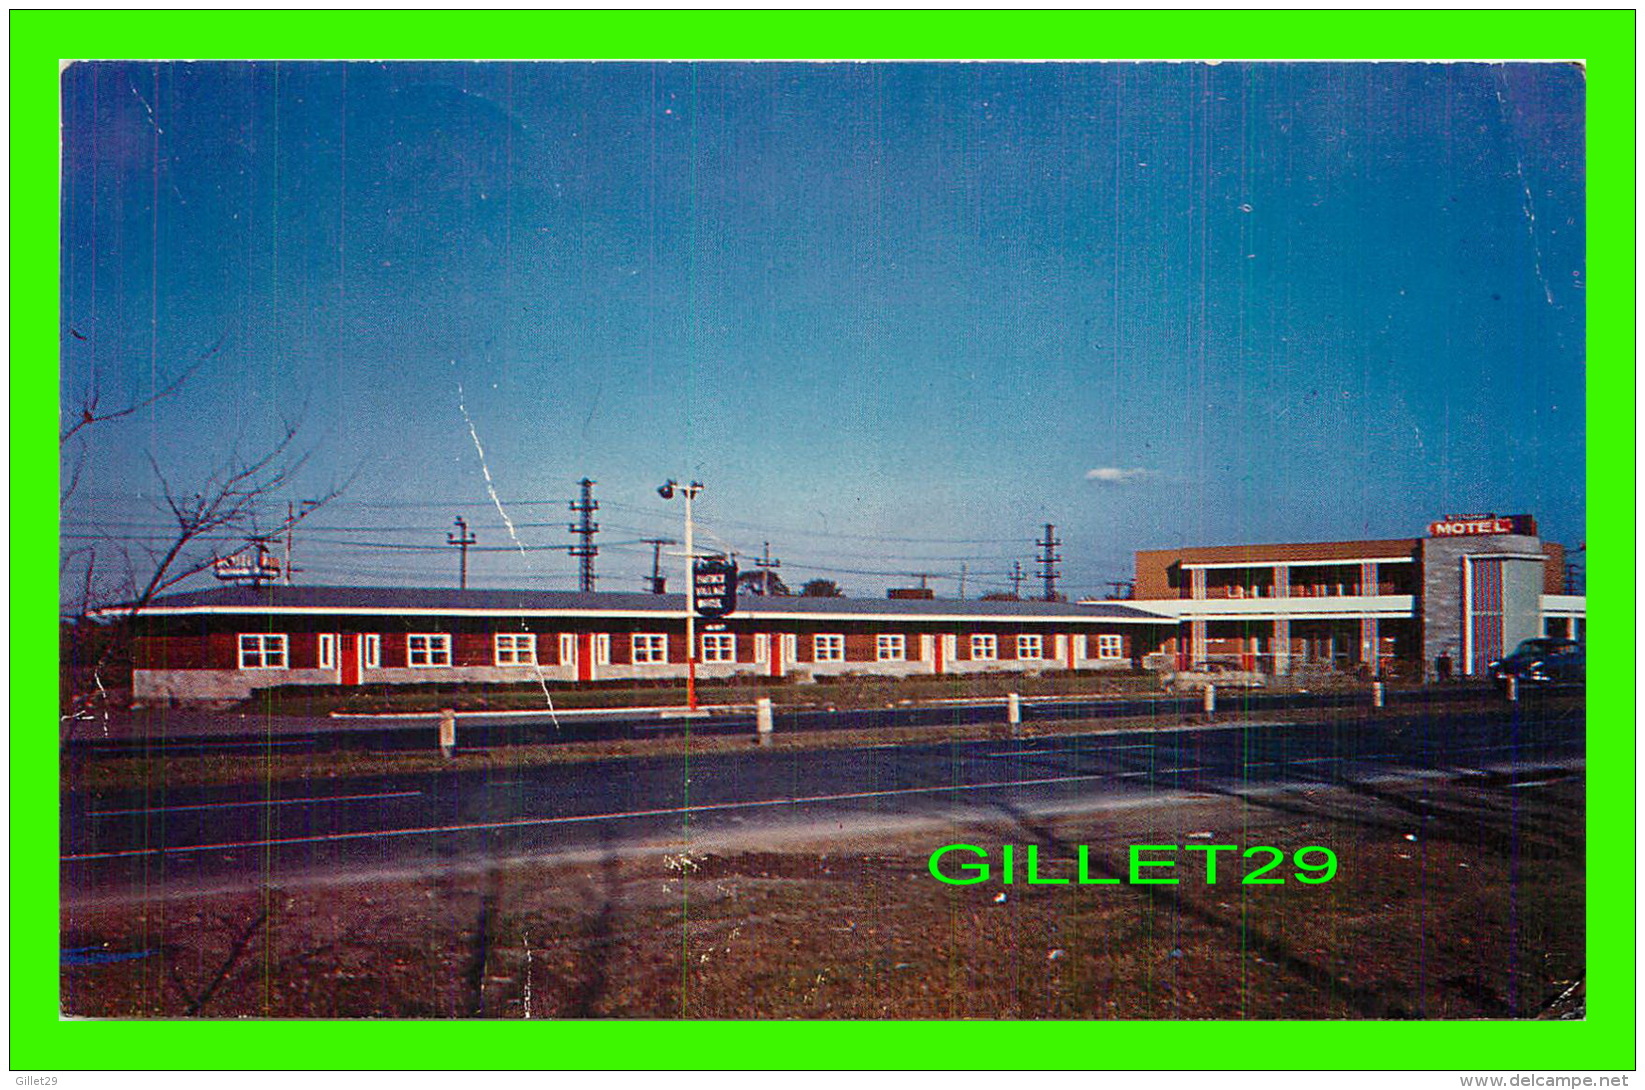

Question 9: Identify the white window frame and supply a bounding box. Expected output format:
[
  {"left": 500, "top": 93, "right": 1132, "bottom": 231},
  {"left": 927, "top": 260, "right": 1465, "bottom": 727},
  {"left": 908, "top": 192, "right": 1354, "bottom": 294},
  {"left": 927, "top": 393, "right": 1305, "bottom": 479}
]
[
  {"left": 1096, "top": 634, "right": 1125, "bottom": 660},
  {"left": 363, "top": 634, "right": 381, "bottom": 669},
  {"left": 238, "top": 633, "right": 288, "bottom": 670},
  {"left": 814, "top": 634, "right": 846, "bottom": 663},
  {"left": 495, "top": 633, "right": 537, "bottom": 666},
  {"left": 317, "top": 633, "right": 337, "bottom": 670},
  {"left": 632, "top": 633, "right": 669, "bottom": 664},
  {"left": 754, "top": 633, "right": 770, "bottom": 663},
  {"left": 970, "top": 634, "right": 997, "bottom": 661},
  {"left": 595, "top": 633, "right": 611, "bottom": 665},
  {"left": 701, "top": 633, "right": 737, "bottom": 663},
  {"left": 407, "top": 634, "right": 452, "bottom": 668},
  {"left": 559, "top": 633, "right": 576, "bottom": 666},
  {"left": 1016, "top": 634, "right": 1044, "bottom": 661},
  {"left": 876, "top": 634, "right": 906, "bottom": 661}
]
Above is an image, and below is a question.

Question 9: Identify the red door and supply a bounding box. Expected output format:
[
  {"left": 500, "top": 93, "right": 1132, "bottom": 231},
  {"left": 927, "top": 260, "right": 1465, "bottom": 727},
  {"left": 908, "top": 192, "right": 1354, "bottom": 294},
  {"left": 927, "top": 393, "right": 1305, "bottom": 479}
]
[
  {"left": 340, "top": 634, "right": 359, "bottom": 686},
  {"left": 577, "top": 633, "right": 594, "bottom": 682}
]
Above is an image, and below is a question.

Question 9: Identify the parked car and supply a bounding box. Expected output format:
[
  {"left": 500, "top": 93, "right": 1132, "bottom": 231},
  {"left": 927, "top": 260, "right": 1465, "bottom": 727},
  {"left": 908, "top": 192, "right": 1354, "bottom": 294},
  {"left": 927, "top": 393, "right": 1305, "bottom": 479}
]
[{"left": 1487, "top": 638, "right": 1584, "bottom": 687}]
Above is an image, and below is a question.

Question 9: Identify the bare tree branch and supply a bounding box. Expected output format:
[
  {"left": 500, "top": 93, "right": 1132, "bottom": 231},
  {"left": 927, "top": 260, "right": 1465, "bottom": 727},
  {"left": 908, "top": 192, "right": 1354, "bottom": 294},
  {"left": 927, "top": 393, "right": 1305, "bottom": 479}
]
[
  {"left": 59, "top": 353, "right": 206, "bottom": 445},
  {"left": 62, "top": 399, "right": 346, "bottom": 742}
]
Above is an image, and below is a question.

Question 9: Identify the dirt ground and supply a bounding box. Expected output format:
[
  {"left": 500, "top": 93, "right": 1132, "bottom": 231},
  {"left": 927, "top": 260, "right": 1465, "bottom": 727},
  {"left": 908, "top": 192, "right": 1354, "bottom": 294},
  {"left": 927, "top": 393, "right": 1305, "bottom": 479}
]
[{"left": 62, "top": 767, "right": 1584, "bottom": 1021}]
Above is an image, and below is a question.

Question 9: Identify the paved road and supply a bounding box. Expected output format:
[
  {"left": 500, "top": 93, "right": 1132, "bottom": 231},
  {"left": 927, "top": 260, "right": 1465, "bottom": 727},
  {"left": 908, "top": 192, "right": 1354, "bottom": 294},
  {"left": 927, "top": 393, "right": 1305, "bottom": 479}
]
[
  {"left": 63, "top": 682, "right": 1558, "bottom": 754},
  {"left": 62, "top": 702, "right": 1583, "bottom": 897}
]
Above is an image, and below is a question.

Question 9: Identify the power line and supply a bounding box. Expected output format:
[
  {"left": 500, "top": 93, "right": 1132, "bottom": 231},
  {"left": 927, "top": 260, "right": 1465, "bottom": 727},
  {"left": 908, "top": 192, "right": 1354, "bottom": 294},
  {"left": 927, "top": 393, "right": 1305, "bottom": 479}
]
[{"left": 597, "top": 500, "right": 1027, "bottom": 545}]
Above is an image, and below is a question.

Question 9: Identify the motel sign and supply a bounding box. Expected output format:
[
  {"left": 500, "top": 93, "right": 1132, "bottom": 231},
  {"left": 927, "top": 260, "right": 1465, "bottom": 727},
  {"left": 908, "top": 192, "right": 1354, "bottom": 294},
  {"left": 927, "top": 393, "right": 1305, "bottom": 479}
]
[{"left": 693, "top": 557, "right": 739, "bottom": 619}]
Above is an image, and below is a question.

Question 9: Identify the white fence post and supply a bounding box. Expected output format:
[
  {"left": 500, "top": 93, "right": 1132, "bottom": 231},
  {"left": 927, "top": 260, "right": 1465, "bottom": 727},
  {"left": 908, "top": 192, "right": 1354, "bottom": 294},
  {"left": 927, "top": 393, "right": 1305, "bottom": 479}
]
[
  {"left": 1203, "top": 683, "right": 1216, "bottom": 716},
  {"left": 439, "top": 708, "right": 456, "bottom": 758},
  {"left": 756, "top": 697, "right": 774, "bottom": 744},
  {"left": 1007, "top": 692, "right": 1022, "bottom": 726}
]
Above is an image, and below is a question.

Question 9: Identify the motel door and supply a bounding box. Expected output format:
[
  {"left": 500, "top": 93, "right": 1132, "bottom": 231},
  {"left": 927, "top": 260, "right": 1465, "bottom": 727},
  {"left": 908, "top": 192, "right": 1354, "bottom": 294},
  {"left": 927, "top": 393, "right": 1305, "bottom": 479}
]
[
  {"left": 339, "top": 634, "right": 360, "bottom": 686},
  {"left": 573, "top": 633, "right": 604, "bottom": 682}
]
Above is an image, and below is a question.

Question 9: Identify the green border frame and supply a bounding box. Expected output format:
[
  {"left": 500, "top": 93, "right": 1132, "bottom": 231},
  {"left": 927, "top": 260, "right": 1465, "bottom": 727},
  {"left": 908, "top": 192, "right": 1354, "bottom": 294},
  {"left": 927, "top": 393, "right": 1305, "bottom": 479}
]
[{"left": 13, "top": 10, "right": 1634, "bottom": 1072}]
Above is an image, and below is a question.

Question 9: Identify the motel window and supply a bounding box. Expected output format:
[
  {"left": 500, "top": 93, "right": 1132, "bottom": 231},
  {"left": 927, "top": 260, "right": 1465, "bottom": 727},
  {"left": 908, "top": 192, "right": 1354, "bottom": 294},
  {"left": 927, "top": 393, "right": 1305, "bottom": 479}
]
[
  {"left": 814, "top": 634, "right": 846, "bottom": 662},
  {"left": 238, "top": 634, "right": 288, "bottom": 670},
  {"left": 559, "top": 634, "right": 576, "bottom": 665},
  {"left": 754, "top": 634, "right": 770, "bottom": 663},
  {"left": 495, "top": 633, "right": 537, "bottom": 666},
  {"left": 1096, "top": 634, "right": 1125, "bottom": 660},
  {"left": 1016, "top": 634, "right": 1044, "bottom": 660},
  {"left": 407, "top": 634, "right": 452, "bottom": 667},
  {"left": 317, "top": 634, "right": 337, "bottom": 670},
  {"left": 876, "top": 634, "right": 906, "bottom": 661},
  {"left": 595, "top": 634, "right": 611, "bottom": 665},
  {"left": 363, "top": 634, "right": 381, "bottom": 668},
  {"left": 970, "top": 634, "right": 997, "bottom": 661},
  {"left": 702, "top": 634, "right": 736, "bottom": 663},
  {"left": 633, "top": 634, "right": 669, "bottom": 664}
]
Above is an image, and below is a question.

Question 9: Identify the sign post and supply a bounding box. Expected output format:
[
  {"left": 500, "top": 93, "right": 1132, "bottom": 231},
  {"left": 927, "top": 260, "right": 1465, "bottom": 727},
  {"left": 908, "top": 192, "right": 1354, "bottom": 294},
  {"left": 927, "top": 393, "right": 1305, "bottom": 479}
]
[{"left": 659, "top": 480, "right": 711, "bottom": 710}]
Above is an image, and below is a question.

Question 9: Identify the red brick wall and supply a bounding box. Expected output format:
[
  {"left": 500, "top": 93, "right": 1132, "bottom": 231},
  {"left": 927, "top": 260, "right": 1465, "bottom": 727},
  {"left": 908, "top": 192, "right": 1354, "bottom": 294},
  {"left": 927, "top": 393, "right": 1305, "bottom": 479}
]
[
  {"left": 454, "top": 632, "right": 491, "bottom": 667},
  {"left": 1542, "top": 543, "right": 1566, "bottom": 594},
  {"left": 289, "top": 632, "right": 318, "bottom": 670},
  {"left": 381, "top": 633, "right": 408, "bottom": 668},
  {"left": 844, "top": 634, "right": 878, "bottom": 662}
]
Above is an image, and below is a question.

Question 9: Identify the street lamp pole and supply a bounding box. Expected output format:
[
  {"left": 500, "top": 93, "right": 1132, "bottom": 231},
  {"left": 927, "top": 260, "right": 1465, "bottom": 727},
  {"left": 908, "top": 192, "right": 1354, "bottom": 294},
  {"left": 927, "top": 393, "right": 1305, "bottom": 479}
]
[{"left": 659, "top": 480, "right": 704, "bottom": 711}]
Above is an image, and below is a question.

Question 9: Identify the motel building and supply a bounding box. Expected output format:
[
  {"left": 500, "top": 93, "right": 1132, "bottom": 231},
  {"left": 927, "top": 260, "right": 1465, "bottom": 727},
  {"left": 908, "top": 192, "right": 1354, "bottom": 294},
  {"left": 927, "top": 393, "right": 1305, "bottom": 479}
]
[
  {"left": 105, "top": 513, "right": 1583, "bottom": 706},
  {"left": 114, "top": 587, "right": 1174, "bottom": 706},
  {"left": 1116, "top": 514, "right": 1585, "bottom": 681}
]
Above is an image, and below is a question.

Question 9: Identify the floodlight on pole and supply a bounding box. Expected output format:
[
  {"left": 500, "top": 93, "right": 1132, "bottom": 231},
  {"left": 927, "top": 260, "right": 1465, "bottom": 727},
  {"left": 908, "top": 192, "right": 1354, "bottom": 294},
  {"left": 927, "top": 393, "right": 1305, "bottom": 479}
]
[{"left": 658, "top": 479, "right": 704, "bottom": 710}]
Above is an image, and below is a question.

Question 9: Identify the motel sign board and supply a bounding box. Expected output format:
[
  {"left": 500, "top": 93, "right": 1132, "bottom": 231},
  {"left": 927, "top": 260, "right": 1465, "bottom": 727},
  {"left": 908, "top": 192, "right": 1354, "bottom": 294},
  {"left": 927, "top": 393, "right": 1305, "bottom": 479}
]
[
  {"left": 693, "top": 557, "right": 738, "bottom": 619},
  {"left": 1427, "top": 514, "right": 1537, "bottom": 538}
]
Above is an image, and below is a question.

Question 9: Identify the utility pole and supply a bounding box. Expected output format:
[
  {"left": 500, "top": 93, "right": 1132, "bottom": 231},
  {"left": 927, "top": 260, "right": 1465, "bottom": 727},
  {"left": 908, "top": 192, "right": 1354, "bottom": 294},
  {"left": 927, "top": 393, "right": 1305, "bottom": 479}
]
[
  {"left": 282, "top": 499, "right": 321, "bottom": 586},
  {"left": 958, "top": 563, "right": 967, "bottom": 600},
  {"left": 1105, "top": 579, "right": 1135, "bottom": 600},
  {"left": 1009, "top": 561, "right": 1025, "bottom": 599},
  {"left": 447, "top": 516, "right": 476, "bottom": 589},
  {"left": 1036, "top": 524, "right": 1063, "bottom": 602},
  {"left": 642, "top": 538, "right": 677, "bottom": 594},
  {"left": 744, "top": 540, "right": 783, "bottom": 595},
  {"left": 568, "top": 478, "right": 600, "bottom": 593}
]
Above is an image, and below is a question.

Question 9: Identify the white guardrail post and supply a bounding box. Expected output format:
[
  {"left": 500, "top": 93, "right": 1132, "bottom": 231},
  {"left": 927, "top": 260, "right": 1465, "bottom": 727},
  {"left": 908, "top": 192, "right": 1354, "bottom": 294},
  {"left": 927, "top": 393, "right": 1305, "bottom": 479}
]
[
  {"left": 1506, "top": 676, "right": 1518, "bottom": 702},
  {"left": 1203, "top": 683, "right": 1216, "bottom": 716},
  {"left": 439, "top": 708, "right": 456, "bottom": 758},
  {"left": 1373, "top": 681, "right": 1385, "bottom": 708},
  {"left": 756, "top": 697, "right": 774, "bottom": 744},
  {"left": 1007, "top": 692, "right": 1022, "bottom": 727}
]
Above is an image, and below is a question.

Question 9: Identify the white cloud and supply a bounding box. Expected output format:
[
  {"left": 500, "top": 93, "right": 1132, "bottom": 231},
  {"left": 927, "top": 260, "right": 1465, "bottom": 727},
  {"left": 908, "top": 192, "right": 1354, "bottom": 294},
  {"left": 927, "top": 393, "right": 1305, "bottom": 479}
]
[{"left": 1085, "top": 466, "right": 1157, "bottom": 485}]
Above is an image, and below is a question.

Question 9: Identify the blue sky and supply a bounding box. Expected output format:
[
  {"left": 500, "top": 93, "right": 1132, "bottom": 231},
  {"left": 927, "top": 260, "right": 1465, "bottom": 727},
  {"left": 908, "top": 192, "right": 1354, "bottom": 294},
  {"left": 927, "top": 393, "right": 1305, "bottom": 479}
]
[{"left": 60, "top": 61, "right": 1586, "bottom": 600}]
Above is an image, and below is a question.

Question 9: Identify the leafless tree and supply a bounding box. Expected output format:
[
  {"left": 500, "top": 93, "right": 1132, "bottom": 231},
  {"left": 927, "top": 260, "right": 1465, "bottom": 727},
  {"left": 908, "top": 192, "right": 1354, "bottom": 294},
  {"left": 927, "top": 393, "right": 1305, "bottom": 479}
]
[
  {"left": 61, "top": 353, "right": 347, "bottom": 737},
  {"left": 60, "top": 341, "right": 208, "bottom": 509}
]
